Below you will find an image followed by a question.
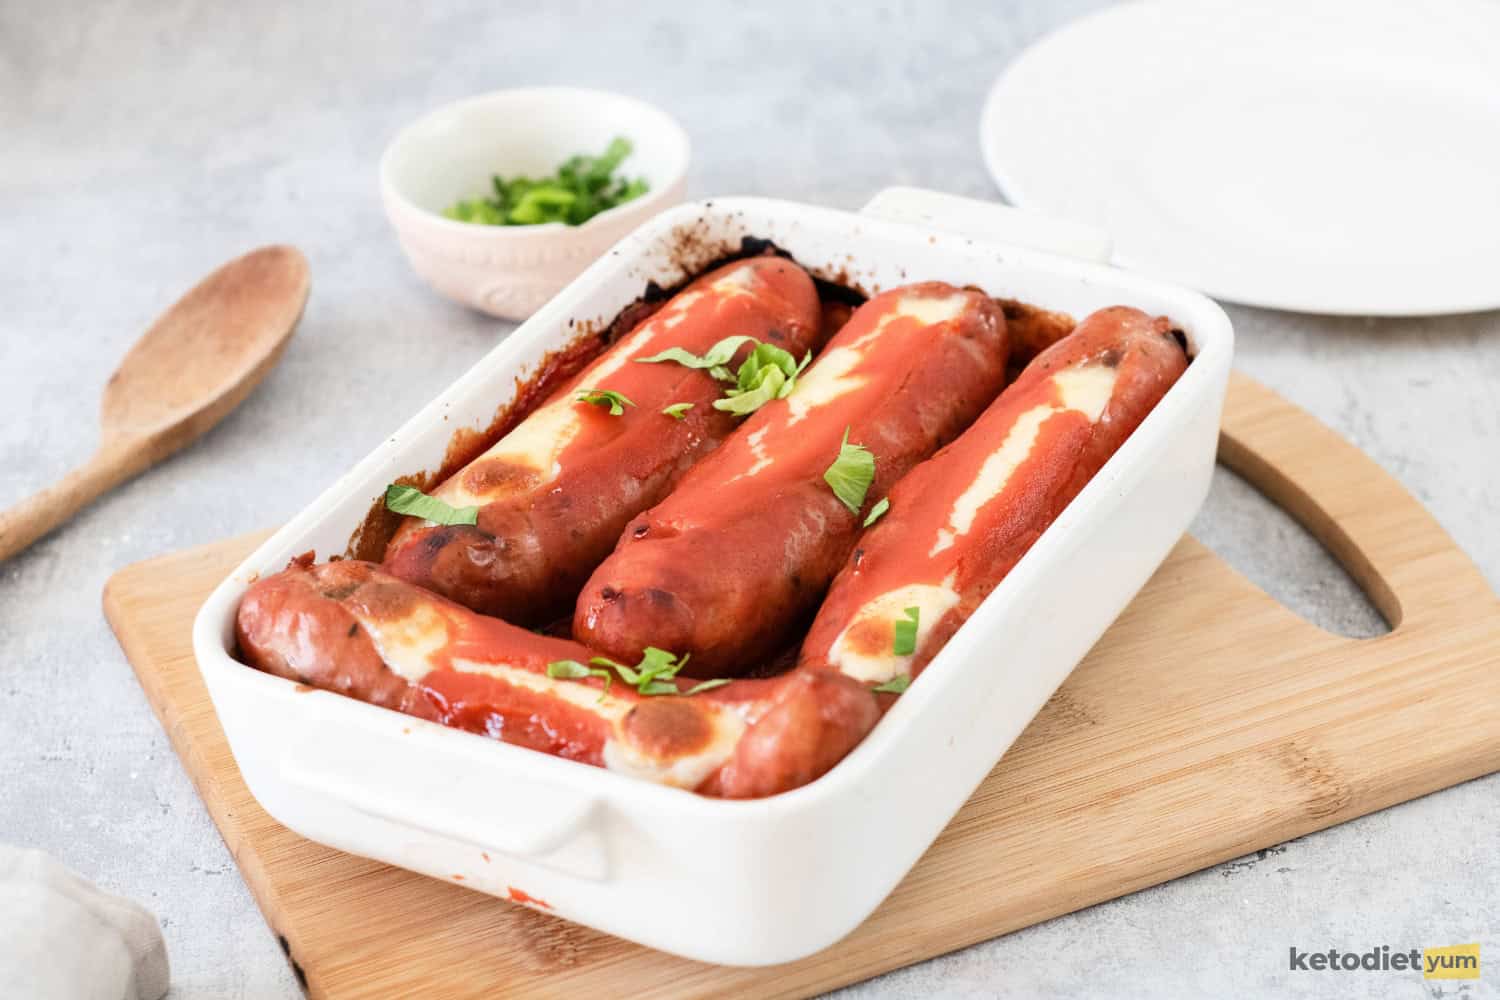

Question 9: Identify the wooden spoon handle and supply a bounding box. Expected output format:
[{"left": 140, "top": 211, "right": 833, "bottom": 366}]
[{"left": 0, "top": 443, "right": 145, "bottom": 561}]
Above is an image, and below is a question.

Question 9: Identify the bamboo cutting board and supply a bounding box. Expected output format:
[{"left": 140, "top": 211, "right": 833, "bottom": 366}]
[{"left": 104, "top": 372, "right": 1500, "bottom": 999}]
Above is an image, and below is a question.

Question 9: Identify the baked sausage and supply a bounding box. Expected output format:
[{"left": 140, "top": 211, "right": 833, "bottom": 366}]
[
  {"left": 574, "top": 283, "right": 1010, "bottom": 676},
  {"left": 799, "top": 306, "right": 1188, "bottom": 686},
  {"left": 382, "top": 256, "right": 822, "bottom": 625},
  {"left": 236, "top": 557, "right": 877, "bottom": 797}
]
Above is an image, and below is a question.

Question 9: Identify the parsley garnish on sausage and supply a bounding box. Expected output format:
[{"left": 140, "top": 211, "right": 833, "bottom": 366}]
[
  {"left": 714, "top": 343, "right": 811, "bottom": 416},
  {"left": 892, "top": 606, "right": 920, "bottom": 657},
  {"left": 637, "top": 335, "right": 812, "bottom": 417},
  {"left": 823, "top": 427, "right": 876, "bottom": 515},
  {"left": 383, "top": 484, "right": 479, "bottom": 527},
  {"left": 547, "top": 646, "right": 732, "bottom": 699},
  {"left": 637, "top": 335, "right": 755, "bottom": 371},
  {"left": 545, "top": 659, "right": 614, "bottom": 700},
  {"left": 574, "top": 388, "right": 635, "bottom": 415}
]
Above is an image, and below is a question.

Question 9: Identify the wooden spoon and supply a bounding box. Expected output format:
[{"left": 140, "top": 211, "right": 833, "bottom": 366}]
[{"left": 0, "top": 245, "right": 310, "bottom": 561}]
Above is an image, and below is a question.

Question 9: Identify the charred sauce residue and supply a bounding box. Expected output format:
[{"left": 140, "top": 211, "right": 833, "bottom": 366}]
[
  {"left": 507, "top": 886, "right": 553, "bottom": 909},
  {"left": 993, "top": 296, "right": 1078, "bottom": 375}
]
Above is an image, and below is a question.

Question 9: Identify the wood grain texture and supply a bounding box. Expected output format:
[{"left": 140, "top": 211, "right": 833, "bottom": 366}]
[
  {"left": 103, "top": 372, "right": 1500, "bottom": 999},
  {"left": 0, "top": 245, "right": 307, "bottom": 561}
]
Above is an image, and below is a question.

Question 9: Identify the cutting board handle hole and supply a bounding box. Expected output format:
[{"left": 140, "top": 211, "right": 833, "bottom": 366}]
[{"left": 1191, "top": 463, "right": 1392, "bottom": 638}]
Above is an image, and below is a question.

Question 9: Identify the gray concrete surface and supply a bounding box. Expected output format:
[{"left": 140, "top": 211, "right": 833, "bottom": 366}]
[{"left": 2, "top": 2, "right": 1496, "bottom": 997}]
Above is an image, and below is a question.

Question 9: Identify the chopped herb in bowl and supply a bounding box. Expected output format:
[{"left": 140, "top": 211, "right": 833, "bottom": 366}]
[{"left": 443, "top": 136, "right": 649, "bottom": 227}]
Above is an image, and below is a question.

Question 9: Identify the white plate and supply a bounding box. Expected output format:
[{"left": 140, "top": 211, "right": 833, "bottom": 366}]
[{"left": 981, "top": 0, "right": 1500, "bottom": 316}]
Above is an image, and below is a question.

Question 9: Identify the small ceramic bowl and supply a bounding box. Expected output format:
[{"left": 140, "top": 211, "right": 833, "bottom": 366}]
[{"left": 380, "top": 87, "right": 690, "bottom": 320}]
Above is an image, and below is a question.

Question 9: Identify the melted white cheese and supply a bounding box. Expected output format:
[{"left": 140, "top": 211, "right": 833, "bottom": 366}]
[
  {"left": 353, "top": 599, "right": 744, "bottom": 790},
  {"left": 438, "top": 401, "right": 582, "bottom": 507},
  {"left": 785, "top": 343, "right": 868, "bottom": 425},
  {"left": 885, "top": 291, "right": 968, "bottom": 327},
  {"left": 710, "top": 264, "right": 760, "bottom": 296},
  {"left": 353, "top": 603, "right": 452, "bottom": 683},
  {"left": 447, "top": 656, "right": 739, "bottom": 788},
  {"left": 603, "top": 708, "right": 747, "bottom": 790},
  {"left": 930, "top": 365, "right": 1118, "bottom": 556},
  {"left": 826, "top": 578, "right": 961, "bottom": 683},
  {"left": 416, "top": 646, "right": 741, "bottom": 788},
  {"left": 583, "top": 324, "right": 651, "bottom": 384},
  {"left": 784, "top": 291, "right": 968, "bottom": 426},
  {"left": 437, "top": 325, "right": 671, "bottom": 506},
  {"left": 659, "top": 290, "right": 705, "bottom": 329},
  {"left": 449, "top": 657, "right": 634, "bottom": 720},
  {"left": 1054, "top": 364, "right": 1117, "bottom": 420},
  {"left": 735, "top": 426, "right": 773, "bottom": 480}
]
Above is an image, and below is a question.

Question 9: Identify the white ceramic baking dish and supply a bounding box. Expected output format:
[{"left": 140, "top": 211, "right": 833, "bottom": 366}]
[{"left": 192, "top": 188, "right": 1233, "bottom": 966}]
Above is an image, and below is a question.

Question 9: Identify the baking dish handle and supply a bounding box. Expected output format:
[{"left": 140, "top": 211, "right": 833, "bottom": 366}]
[
  {"left": 280, "top": 726, "right": 609, "bottom": 880},
  {"left": 860, "top": 186, "right": 1113, "bottom": 263}
]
